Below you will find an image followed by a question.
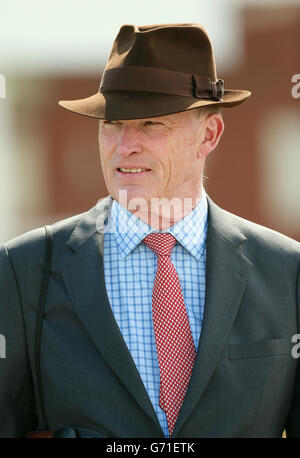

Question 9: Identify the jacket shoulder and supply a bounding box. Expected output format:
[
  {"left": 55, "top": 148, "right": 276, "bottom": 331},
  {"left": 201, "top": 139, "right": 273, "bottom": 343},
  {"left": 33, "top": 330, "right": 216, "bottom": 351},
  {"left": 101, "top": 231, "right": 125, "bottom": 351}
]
[
  {"left": 207, "top": 197, "right": 300, "bottom": 259},
  {"left": 4, "top": 211, "right": 85, "bottom": 255},
  {"left": 2, "top": 196, "right": 112, "bottom": 269},
  {"left": 219, "top": 206, "right": 300, "bottom": 259}
]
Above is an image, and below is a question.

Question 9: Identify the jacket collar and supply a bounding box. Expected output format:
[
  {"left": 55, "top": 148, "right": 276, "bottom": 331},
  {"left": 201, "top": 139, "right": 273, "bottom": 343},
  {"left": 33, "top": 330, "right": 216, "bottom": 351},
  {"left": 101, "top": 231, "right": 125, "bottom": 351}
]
[{"left": 65, "top": 194, "right": 247, "bottom": 255}]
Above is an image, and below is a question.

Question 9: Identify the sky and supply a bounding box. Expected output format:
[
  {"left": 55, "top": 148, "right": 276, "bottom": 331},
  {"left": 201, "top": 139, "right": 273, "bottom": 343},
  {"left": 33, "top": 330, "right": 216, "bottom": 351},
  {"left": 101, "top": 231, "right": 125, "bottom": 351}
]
[
  {"left": 1, "top": 0, "right": 298, "bottom": 75},
  {"left": 0, "top": 0, "right": 244, "bottom": 74}
]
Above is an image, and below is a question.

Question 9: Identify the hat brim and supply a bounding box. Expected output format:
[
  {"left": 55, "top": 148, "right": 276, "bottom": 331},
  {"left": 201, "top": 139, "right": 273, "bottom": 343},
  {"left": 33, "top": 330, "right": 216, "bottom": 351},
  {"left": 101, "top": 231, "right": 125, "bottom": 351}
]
[{"left": 58, "top": 89, "right": 251, "bottom": 120}]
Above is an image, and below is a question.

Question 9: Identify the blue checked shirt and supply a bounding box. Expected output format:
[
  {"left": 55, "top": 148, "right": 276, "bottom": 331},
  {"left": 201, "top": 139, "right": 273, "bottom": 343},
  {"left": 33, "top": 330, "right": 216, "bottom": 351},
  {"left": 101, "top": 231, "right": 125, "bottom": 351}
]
[{"left": 103, "top": 191, "right": 208, "bottom": 436}]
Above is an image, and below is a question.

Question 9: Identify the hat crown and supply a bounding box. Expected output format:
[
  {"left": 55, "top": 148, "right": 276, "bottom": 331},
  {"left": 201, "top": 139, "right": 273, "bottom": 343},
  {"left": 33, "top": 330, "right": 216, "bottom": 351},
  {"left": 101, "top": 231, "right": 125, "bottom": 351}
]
[
  {"left": 58, "top": 22, "right": 251, "bottom": 119},
  {"left": 106, "top": 23, "right": 217, "bottom": 81}
]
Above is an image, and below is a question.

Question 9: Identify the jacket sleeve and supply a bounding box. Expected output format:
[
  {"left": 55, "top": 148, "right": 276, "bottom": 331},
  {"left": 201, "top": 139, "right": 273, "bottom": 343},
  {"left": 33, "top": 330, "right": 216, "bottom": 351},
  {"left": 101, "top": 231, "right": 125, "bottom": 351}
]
[
  {"left": 0, "top": 244, "right": 37, "bottom": 437},
  {"left": 285, "top": 260, "right": 300, "bottom": 437}
]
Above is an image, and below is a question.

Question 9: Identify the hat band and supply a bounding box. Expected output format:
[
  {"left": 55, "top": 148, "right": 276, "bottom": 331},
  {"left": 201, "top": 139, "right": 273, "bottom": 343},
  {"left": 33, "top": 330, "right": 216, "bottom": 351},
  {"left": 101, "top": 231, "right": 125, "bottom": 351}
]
[{"left": 99, "top": 66, "right": 224, "bottom": 101}]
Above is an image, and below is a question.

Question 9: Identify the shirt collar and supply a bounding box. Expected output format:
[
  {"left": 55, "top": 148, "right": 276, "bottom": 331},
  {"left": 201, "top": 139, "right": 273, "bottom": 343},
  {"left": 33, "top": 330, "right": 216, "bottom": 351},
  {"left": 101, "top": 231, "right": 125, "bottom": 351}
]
[{"left": 109, "top": 190, "right": 208, "bottom": 260}]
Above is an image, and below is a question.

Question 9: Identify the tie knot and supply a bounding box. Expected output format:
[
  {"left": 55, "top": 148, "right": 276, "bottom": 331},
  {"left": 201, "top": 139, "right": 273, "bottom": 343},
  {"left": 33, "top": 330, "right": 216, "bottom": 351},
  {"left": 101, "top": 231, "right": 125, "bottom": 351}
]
[{"left": 143, "top": 233, "right": 177, "bottom": 257}]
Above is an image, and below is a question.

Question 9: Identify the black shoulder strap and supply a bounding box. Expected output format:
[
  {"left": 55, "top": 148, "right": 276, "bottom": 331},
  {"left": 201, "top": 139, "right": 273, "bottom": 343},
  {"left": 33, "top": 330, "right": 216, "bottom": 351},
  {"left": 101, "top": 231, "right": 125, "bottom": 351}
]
[{"left": 34, "top": 225, "right": 53, "bottom": 430}]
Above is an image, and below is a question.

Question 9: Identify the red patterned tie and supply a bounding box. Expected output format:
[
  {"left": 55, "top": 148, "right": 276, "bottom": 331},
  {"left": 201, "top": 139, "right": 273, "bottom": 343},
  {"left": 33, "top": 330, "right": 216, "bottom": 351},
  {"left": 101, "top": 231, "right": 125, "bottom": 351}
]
[{"left": 143, "top": 233, "right": 196, "bottom": 436}]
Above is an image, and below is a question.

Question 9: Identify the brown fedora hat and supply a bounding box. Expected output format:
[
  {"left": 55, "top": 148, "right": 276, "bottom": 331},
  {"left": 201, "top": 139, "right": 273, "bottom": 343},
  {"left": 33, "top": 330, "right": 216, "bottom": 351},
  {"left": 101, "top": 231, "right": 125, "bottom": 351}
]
[{"left": 58, "top": 23, "right": 251, "bottom": 120}]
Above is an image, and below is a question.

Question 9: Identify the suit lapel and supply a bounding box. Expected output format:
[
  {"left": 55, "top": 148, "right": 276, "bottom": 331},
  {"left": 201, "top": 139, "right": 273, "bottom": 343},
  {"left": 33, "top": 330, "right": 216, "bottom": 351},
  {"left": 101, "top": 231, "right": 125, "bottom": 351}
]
[
  {"left": 58, "top": 197, "right": 163, "bottom": 435},
  {"left": 173, "top": 196, "right": 253, "bottom": 436}
]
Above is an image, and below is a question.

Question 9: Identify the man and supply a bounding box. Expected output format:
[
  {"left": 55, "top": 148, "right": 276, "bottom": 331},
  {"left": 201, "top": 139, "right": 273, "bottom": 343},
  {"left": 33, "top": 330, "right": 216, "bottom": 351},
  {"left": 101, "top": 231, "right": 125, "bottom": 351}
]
[{"left": 0, "top": 23, "right": 300, "bottom": 438}]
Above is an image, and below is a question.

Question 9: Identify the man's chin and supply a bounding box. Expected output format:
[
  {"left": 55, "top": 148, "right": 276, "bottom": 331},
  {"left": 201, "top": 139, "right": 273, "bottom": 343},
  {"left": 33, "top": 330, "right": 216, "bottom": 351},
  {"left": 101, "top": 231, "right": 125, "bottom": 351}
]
[{"left": 112, "top": 188, "right": 151, "bottom": 208}]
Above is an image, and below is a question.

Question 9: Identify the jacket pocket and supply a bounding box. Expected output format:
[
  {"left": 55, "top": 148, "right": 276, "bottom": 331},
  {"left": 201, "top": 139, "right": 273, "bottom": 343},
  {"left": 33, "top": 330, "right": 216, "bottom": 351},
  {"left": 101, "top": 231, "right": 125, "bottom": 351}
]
[{"left": 229, "top": 338, "right": 291, "bottom": 360}]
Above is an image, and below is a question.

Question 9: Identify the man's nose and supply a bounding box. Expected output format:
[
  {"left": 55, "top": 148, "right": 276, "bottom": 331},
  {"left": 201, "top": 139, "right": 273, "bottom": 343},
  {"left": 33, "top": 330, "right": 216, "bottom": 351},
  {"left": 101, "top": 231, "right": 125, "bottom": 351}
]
[{"left": 116, "top": 124, "right": 142, "bottom": 155}]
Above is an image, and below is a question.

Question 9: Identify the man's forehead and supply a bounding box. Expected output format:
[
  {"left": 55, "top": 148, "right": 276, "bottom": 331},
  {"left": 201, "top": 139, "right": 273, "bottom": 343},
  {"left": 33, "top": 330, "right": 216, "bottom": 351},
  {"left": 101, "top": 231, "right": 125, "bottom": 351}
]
[{"left": 101, "top": 110, "right": 193, "bottom": 124}]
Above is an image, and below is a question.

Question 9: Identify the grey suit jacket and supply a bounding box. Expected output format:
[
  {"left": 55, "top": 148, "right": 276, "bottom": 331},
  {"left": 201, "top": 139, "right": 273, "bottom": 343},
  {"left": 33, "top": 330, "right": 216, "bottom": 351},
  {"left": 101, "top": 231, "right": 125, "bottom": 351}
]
[{"left": 0, "top": 195, "right": 300, "bottom": 438}]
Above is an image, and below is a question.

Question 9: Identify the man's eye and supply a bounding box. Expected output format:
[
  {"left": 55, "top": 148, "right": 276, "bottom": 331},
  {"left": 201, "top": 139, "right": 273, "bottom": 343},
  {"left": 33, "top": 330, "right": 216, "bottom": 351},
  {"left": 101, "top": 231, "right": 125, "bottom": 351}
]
[
  {"left": 102, "top": 120, "right": 120, "bottom": 127},
  {"left": 144, "top": 121, "right": 163, "bottom": 127}
]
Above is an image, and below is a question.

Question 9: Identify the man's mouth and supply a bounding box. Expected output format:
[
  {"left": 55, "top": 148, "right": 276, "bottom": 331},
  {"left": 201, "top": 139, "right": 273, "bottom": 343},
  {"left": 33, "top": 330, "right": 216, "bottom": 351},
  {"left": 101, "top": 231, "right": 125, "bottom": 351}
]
[{"left": 117, "top": 168, "right": 151, "bottom": 174}]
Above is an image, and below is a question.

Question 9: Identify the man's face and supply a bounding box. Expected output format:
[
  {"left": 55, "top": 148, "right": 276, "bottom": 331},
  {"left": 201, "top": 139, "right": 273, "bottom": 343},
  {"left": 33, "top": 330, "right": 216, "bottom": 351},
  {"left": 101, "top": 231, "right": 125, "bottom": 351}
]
[{"left": 98, "top": 110, "right": 206, "bottom": 207}]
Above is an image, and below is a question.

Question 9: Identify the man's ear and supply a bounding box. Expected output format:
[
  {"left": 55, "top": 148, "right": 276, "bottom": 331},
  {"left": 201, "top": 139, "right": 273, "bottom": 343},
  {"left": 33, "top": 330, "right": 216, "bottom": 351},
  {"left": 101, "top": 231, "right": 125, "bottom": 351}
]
[{"left": 197, "top": 114, "right": 224, "bottom": 159}]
